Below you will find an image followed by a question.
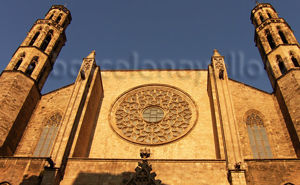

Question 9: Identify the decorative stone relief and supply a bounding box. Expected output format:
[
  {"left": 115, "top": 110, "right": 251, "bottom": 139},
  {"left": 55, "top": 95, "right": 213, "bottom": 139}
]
[
  {"left": 109, "top": 84, "right": 198, "bottom": 145},
  {"left": 83, "top": 59, "right": 92, "bottom": 71},
  {"left": 244, "top": 109, "right": 265, "bottom": 127},
  {"left": 44, "top": 112, "right": 62, "bottom": 127},
  {"left": 214, "top": 60, "right": 224, "bottom": 70}
]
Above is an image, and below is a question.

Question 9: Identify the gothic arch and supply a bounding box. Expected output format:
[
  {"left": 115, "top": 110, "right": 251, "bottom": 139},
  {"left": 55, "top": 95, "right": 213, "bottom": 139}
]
[
  {"left": 33, "top": 111, "right": 63, "bottom": 157},
  {"left": 244, "top": 109, "right": 273, "bottom": 159},
  {"left": 13, "top": 52, "right": 26, "bottom": 70},
  {"left": 40, "top": 30, "right": 53, "bottom": 51},
  {"left": 276, "top": 55, "right": 287, "bottom": 75},
  {"left": 290, "top": 51, "right": 299, "bottom": 67},
  {"left": 29, "top": 31, "right": 40, "bottom": 46}
]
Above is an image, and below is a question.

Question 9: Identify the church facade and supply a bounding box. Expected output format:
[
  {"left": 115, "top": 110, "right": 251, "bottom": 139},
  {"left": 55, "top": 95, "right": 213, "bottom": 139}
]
[{"left": 0, "top": 3, "right": 299, "bottom": 185}]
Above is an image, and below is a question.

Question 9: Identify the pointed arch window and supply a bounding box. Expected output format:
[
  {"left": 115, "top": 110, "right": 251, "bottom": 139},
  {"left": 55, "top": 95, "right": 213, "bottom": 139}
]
[
  {"left": 25, "top": 56, "right": 38, "bottom": 76},
  {"left": 14, "top": 52, "right": 25, "bottom": 71},
  {"left": 267, "top": 11, "right": 272, "bottom": 19},
  {"left": 266, "top": 29, "right": 276, "bottom": 49},
  {"left": 14, "top": 58, "right": 23, "bottom": 70},
  {"left": 284, "top": 183, "right": 295, "bottom": 185},
  {"left": 290, "top": 52, "right": 299, "bottom": 67},
  {"left": 245, "top": 111, "right": 272, "bottom": 159},
  {"left": 49, "top": 11, "right": 55, "bottom": 20},
  {"left": 40, "top": 30, "right": 53, "bottom": 51},
  {"left": 56, "top": 14, "right": 62, "bottom": 24},
  {"left": 279, "top": 30, "right": 288, "bottom": 44},
  {"left": 259, "top": 12, "right": 265, "bottom": 23},
  {"left": 33, "top": 112, "right": 62, "bottom": 157},
  {"left": 29, "top": 32, "right": 40, "bottom": 46},
  {"left": 277, "top": 55, "right": 287, "bottom": 75}
]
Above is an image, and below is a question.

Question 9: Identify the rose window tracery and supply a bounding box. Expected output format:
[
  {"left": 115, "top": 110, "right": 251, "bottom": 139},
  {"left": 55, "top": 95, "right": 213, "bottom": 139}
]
[{"left": 109, "top": 85, "right": 197, "bottom": 145}]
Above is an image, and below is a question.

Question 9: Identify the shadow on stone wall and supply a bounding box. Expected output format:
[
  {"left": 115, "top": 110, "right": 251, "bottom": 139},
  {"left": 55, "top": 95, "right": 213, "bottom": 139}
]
[
  {"left": 19, "top": 174, "right": 41, "bottom": 185},
  {"left": 72, "top": 172, "right": 168, "bottom": 185}
]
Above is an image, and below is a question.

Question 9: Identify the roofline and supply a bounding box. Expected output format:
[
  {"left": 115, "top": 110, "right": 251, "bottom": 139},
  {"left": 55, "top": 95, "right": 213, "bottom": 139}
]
[
  {"left": 42, "top": 82, "right": 74, "bottom": 96},
  {"left": 228, "top": 77, "right": 273, "bottom": 95}
]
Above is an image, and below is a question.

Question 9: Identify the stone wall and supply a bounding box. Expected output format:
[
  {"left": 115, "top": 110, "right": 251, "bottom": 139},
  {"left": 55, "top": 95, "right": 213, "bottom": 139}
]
[
  {"left": 245, "top": 159, "right": 300, "bottom": 185},
  {"left": 61, "top": 159, "right": 229, "bottom": 185},
  {"left": 89, "top": 70, "right": 218, "bottom": 159},
  {"left": 0, "top": 72, "right": 40, "bottom": 155},
  {"left": 15, "top": 84, "right": 74, "bottom": 156},
  {"left": 229, "top": 80, "right": 296, "bottom": 158},
  {"left": 0, "top": 157, "right": 47, "bottom": 184}
]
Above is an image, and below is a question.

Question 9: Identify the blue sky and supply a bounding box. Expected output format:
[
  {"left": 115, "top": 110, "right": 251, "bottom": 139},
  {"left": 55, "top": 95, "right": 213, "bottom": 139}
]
[{"left": 0, "top": 0, "right": 299, "bottom": 94}]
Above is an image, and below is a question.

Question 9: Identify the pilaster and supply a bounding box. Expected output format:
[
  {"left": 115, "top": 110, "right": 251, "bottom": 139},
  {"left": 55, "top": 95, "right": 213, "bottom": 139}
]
[
  {"left": 50, "top": 51, "right": 99, "bottom": 182},
  {"left": 208, "top": 49, "right": 246, "bottom": 185}
]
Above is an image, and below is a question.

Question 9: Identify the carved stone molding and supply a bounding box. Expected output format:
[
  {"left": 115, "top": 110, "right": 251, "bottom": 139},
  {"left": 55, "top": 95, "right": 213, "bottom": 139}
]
[
  {"left": 243, "top": 109, "right": 265, "bottom": 127},
  {"left": 43, "top": 111, "right": 63, "bottom": 127},
  {"left": 214, "top": 60, "right": 224, "bottom": 70},
  {"left": 109, "top": 84, "right": 198, "bottom": 145}
]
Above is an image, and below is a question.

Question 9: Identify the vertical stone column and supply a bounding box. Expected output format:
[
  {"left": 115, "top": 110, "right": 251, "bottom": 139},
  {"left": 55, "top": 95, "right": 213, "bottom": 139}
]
[
  {"left": 208, "top": 49, "right": 246, "bottom": 185},
  {"left": 49, "top": 51, "right": 100, "bottom": 183}
]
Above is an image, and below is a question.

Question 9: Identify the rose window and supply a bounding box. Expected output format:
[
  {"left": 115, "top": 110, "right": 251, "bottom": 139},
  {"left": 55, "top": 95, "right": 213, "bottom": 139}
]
[
  {"left": 109, "top": 84, "right": 198, "bottom": 145},
  {"left": 142, "top": 106, "right": 164, "bottom": 123}
]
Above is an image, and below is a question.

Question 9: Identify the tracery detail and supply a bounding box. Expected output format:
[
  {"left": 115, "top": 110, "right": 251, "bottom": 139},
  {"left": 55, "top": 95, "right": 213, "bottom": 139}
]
[
  {"left": 33, "top": 112, "right": 62, "bottom": 157},
  {"left": 244, "top": 110, "right": 272, "bottom": 159},
  {"left": 110, "top": 85, "right": 197, "bottom": 145}
]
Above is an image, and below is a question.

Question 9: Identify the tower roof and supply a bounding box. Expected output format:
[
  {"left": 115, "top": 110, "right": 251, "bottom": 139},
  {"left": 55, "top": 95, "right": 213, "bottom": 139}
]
[
  {"left": 86, "top": 50, "right": 96, "bottom": 59},
  {"left": 213, "top": 49, "right": 221, "bottom": 57}
]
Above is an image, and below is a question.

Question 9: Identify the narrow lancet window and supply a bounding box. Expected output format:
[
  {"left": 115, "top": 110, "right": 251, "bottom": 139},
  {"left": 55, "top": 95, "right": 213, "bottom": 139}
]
[
  {"left": 14, "top": 58, "right": 23, "bottom": 70},
  {"left": 25, "top": 62, "right": 36, "bottom": 76},
  {"left": 33, "top": 112, "right": 62, "bottom": 157},
  {"left": 267, "top": 12, "right": 272, "bottom": 19},
  {"left": 290, "top": 52, "right": 300, "bottom": 67},
  {"left": 277, "top": 55, "right": 287, "bottom": 75},
  {"left": 49, "top": 14, "right": 54, "bottom": 20},
  {"left": 279, "top": 31, "right": 288, "bottom": 44},
  {"left": 56, "top": 14, "right": 62, "bottom": 24},
  {"left": 29, "top": 32, "right": 40, "bottom": 46},
  {"left": 25, "top": 56, "right": 38, "bottom": 76},
  {"left": 266, "top": 30, "right": 276, "bottom": 49},
  {"left": 259, "top": 13, "right": 264, "bottom": 23},
  {"left": 246, "top": 111, "right": 272, "bottom": 159},
  {"left": 40, "top": 30, "right": 53, "bottom": 51}
]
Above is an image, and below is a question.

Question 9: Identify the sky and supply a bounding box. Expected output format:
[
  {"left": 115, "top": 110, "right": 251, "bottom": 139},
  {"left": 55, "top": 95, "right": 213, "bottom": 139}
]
[{"left": 0, "top": 0, "right": 299, "bottom": 94}]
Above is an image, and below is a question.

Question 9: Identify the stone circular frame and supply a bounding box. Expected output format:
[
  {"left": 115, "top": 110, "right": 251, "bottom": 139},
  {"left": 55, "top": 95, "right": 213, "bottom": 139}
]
[{"left": 109, "top": 84, "right": 198, "bottom": 145}]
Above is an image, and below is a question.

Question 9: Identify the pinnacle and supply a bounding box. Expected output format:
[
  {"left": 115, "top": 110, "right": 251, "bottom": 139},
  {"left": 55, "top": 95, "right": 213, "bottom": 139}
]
[
  {"left": 213, "top": 49, "right": 221, "bottom": 57},
  {"left": 86, "top": 50, "right": 96, "bottom": 59}
]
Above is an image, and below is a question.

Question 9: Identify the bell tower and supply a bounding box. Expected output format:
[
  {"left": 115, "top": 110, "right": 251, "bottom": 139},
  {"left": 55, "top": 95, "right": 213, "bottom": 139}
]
[
  {"left": 5, "top": 5, "right": 71, "bottom": 89},
  {"left": 251, "top": 3, "right": 300, "bottom": 156},
  {"left": 0, "top": 5, "right": 71, "bottom": 155}
]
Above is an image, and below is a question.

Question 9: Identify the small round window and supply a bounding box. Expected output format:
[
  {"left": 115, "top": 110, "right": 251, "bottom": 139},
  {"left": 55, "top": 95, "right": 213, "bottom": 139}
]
[{"left": 142, "top": 106, "right": 164, "bottom": 123}]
